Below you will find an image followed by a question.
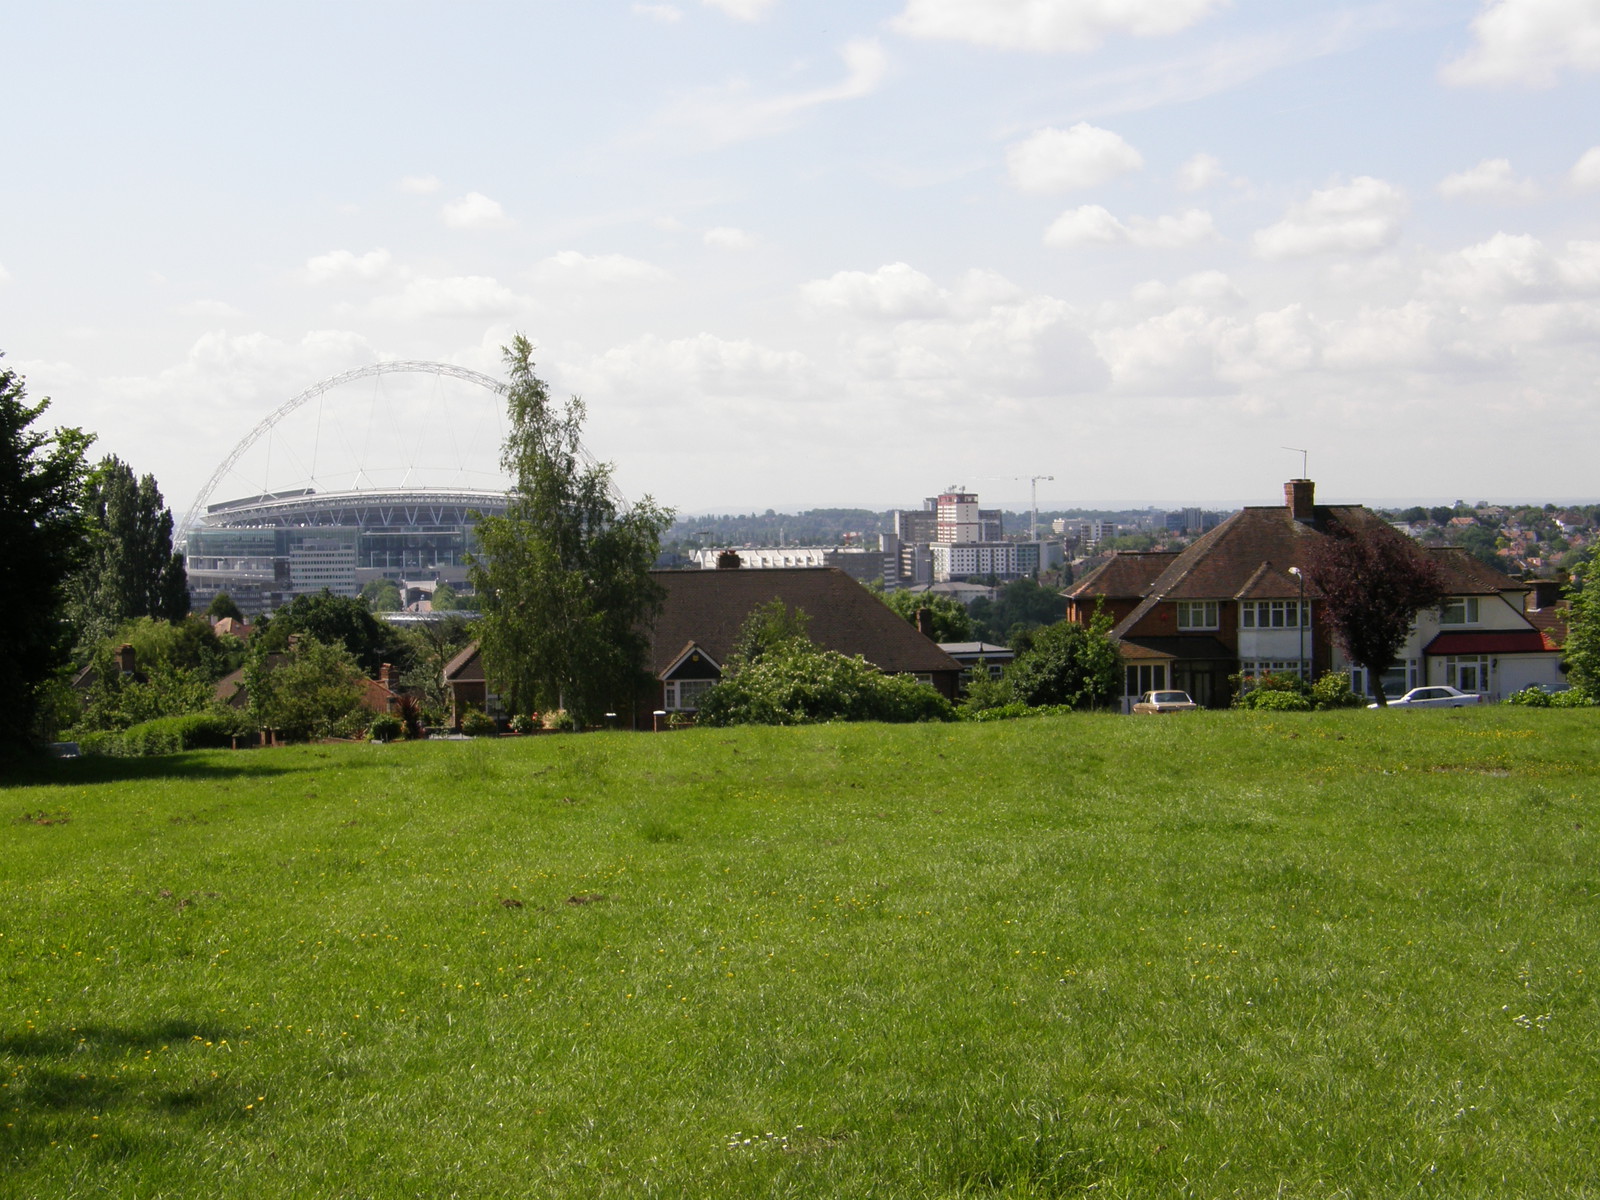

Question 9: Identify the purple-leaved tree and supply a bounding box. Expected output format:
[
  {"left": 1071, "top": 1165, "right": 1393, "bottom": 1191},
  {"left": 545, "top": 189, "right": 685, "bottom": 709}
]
[{"left": 1303, "top": 518, "right": 1446, "bottom": 706}]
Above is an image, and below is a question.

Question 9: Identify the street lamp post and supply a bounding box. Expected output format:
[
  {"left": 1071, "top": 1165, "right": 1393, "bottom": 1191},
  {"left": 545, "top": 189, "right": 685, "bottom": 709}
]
[{"left": 1288, "top": 567, "right": 1306, "bottom": 680}]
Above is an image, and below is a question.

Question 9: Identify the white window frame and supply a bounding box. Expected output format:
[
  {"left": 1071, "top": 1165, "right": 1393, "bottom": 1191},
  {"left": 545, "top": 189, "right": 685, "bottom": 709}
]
[
  {"left": 1240, "top": 660, "right": 1306, "bottom": 681},
  {"left": 1176, "top": 600, "right": 1219, "bottom": 631},
  {"left": 1445, "top": 655, "right": 1491, "bottom": 692},
  {"left": 1440, "top": 597, "right": 1480, "bottom": 626},
  {"left": 1124, "top": 663, "right": 1168, "bottom": 697},
  {"left": 664, "top": 679, "right": 717, "bottom": 711},
  {"left": 1239, "top": 600, "right": 1309, "bottom": 629}
]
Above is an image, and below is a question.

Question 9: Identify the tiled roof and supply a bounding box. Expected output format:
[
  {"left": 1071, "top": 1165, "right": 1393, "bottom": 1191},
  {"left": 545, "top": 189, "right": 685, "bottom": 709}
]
[
  {"left": 442, "top": 642, "right": 485, "bottom": 683},
  {"left": 1119, "top": 635, "right": 1233, "bottom": 662},
  {"left": 1111, "top": 503, "right": 1389, "bottom": 637},
  {"left": 1426, "top": 547, "right": 1528, "bottom": 596},
  {"left": 1233, "top": 562, "right": 1310, "bottom": 601},
  {"left": 1525, "top": 606, "right": 1569, "bottom": 647},
  {"left": 648, "top": 568, "right": 960, "bottom": 676},
  {"left": 1067, "top": 551, "right": 1179, "bottom": 599},
  {"left": 1424, "top": 630, "right": 1555, "bottom": 655}
]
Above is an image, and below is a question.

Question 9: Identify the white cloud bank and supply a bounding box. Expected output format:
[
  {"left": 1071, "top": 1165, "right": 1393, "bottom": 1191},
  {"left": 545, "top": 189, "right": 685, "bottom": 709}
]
[
  {"left": 1437, "top": 157, "right": 1540, "bottom": 200},
  {"left": 891, "top": 0, "right": 1229, "bottom": 52},
  {"left": 537, "top": 251, "right": 668, "bottom": 286},
  {"left": 701, "top": 0, "right": 775, "bottom": 18},
  {"left": 305, "top": 248, "right": 396, "bottom": 285},
  {"left": 703, "top": 226, "right": 758, "bottom": 250},
  {"left": 1441, "top": 0, "right": 1600, "bottom": 88},
  {"left": 369, "top": 276, "right": 529, "bottom": 320},
  {"left": 1252, "top": 177, "right": 1405, "bottom": 258},
  {"left": 1045, "top": 206, "right": 1218, "bottom": 248},
  {"left": 1006, "top": 124, "right": 1143, "bottom": 193},
  {"left": 1572, "top": 145, "right": 1600, "bottom": 188},
  {"left": 655, "top": 38, "right": 887, "bottom": 145},
  {"left": 441, "top": 192, "right": 513, "bottom": 230}
]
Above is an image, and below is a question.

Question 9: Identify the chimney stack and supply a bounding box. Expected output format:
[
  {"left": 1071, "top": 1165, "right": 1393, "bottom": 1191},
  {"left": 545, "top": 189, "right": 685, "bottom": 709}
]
[
  {"left": 116, "top": 644, "right": 137, "bottom": 675},
  {"left": 915, "top": 607, "right": 936, "bottom": 639},
  {"left": 1285, "top": 479, "right": 1315, "bottom": 524}
]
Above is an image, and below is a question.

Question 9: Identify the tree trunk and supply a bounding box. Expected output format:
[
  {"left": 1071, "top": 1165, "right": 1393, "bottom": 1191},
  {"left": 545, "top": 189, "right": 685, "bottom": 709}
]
[{"left": 1367, "top": 666, "right": 1387, "bottom": 707}]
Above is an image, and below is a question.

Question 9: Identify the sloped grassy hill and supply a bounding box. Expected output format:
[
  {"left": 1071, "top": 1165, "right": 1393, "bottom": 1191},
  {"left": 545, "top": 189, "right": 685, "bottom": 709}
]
[{"left": 3, "top": 709, "right": 1597, "bottom": 1198}]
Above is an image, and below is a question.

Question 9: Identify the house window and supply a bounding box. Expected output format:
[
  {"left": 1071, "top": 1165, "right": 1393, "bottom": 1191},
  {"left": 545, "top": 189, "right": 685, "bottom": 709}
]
[
  {"left": 1239, "top": 601, "right": 1308, "bottom": 629},
  {"left": 1240, "top": 659, "right": 1305, "bottom": 680},
  {"left": 664, "top": 679, "right": 717, "bottom": 711},
  {"left": 1125, "top": 663, "right": 1167, "bottom": 697},
  {"left": 1445, "top": 655, "right": 1491, "bottom": 692},
  {"left": 1440, "top": 597, "right": 1480, "bottom": 625},
  {"left": 1176, "top": 601, "right": 1219, "bottom": 630},
  {"left": 1349, "top": 660, "right": 1417, "bottom": 700}
]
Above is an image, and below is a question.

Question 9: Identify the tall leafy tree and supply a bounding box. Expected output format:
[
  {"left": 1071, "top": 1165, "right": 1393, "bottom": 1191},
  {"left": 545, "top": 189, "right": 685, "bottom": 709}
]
[
  {"left": 68, "top": 455, "right": 188, "bottom": 649},
  {"left": 1003, "top": 613, "right": 1120, "bottom": 710},
  {"left": 1562, "top": 548, "right": 1600, "bottom": 702},
  {"left": 1303, "top": 517, "right": 1446, "bottom": 706},
  {"left": 260, "top": 589, "right": 408, "bottom": 678},
  {"left": 469, "top": 336, "right": 672, "bottom": 722},
  {"left": 876, "top": 589, "right": 973, "bottom": 642},
  {"left": 0, "top": 356, "right": 94, "bottom": 746}
]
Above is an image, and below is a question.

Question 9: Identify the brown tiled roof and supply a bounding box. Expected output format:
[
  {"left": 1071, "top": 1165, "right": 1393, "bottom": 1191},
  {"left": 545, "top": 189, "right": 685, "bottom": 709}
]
[
  {"left": 1425, "top": 547, "right": 1526, "bottom": 596},
  {"left": 442, "top": 642, "right": 485, "bottom": 683},
  {"left": 647, "top": 568, "right": 960, "bottom": 676},
  {"left": 1233, "top": 562, "right": 1310, "bottom": 601},
  {"left": 1111, "top": 503, "right": 1390, "bottom": 637},
  {"left": 1068, "top": 551, "right": 1179, "bottom": 599},
  {"left": 1120, "top": 636, "right": 1234, "bottom": 662}
]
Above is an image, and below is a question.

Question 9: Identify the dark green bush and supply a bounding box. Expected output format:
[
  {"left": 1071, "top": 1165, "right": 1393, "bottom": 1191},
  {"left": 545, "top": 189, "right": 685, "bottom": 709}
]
[
  {"left": 1309, "top": 672, "right": 1365, "bottom": 710},
  {"left": 80, "top": 710, "right": 240, "bottom": 757},
  {"left": 368, "top": 713, "right": 404, "bottom": 742},
  {"left": 696, "top": 642, "right": 953, "bottom": 727},
  {"left": 1250, "top": 689, "right": 1313, "bottom": 712},
  {"left": 462, "top": 709, "right": 499, "bottom": 737},
  {"left": 1507, "top": 685, "right": 1553, "bottom": 707}
]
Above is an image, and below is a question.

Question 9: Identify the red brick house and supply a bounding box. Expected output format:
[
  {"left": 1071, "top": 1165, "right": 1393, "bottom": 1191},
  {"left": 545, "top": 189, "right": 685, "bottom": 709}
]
[{"left": 1068, "top": 480, "right": 1561, "bottom": 707}]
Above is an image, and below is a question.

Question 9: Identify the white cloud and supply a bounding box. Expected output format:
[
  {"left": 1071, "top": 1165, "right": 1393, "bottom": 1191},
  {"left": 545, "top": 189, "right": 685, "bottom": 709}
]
[
  {"left": 1044, "top": 205, "right": 1218, "bottom": 248},
  {"left": 1006, "top": 123, "right": 1143, "bottom": 193},
  {"left": 1175, "top": 152, "right": 1228, "bottom": 191},
  {"left": 1252, "top": 176, "right": 1405, "bottom": 259},
  {"left": 573, "top": 333, "right": 812, "bottom": 401},
  {"left": 537, "top": 251, "right": 668, "bottom": 286},
  {"left": 304, "top": 248, "right": 396, "bottom": 286},
  {"left": 1437, "top": 157, "right": 1540, "bottom": 200},
  {"left": 369, "top": 275, "right": 529, "bottom": 320},
  {"left": 1572, "top": 145, "right": 1600, "bottom": 188},
  {"left": 800, "top": 263, "right": 948, "bottom": 318},
  {"left": 175, "top": 299, "right": 244, "bottom": 318},
  {"left": 1424, "top": 232, "right": 1600, "bottom": 302},
  {"left": 1441, "top": 0, "right": 1600, "bottom": 88},
  {"left": 702, "top": 0, "right": 774, "bottom": 18},
  {"left": 440, "top": 191, "right": 513, "bottom": 230},
  {"left": 632, "top": 3, "right": 682, "bottom": 20},
  {"left": 653, "top": 38, "right": 887, "bottom": 146},
  {"left": 891, "top": 0, "right": 1229, "bottom": 52},
  {"left": 398, "top": 175, "right": 441, "bottom": 194},
  {"left": 703, "top": 226, "right": 758, "bottom": 250}
]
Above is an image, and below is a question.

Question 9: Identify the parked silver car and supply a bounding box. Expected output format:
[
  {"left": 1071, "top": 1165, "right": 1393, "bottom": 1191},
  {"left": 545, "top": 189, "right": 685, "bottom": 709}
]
[{"left": 1369, "top": 686, "right": 1481, "bottom": 709}]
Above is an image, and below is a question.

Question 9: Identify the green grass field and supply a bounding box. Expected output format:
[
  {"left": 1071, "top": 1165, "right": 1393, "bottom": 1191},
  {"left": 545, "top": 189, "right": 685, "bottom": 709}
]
[{"left": 3, "top": 709, "right": 1598, "bottom": 1198}]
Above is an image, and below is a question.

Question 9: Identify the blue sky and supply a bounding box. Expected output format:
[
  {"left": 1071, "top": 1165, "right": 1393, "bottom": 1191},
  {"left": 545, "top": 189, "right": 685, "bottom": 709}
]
[{"left": 4, "top": 0, "right": 1600, "bottom": 516}]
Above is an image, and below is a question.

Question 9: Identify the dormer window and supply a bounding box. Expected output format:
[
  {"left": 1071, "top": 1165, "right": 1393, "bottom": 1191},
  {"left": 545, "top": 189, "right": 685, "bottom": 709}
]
[
  {"left": 1176, "top": 600, "right": 1219, "bottom": 630},
  {"left": 1440, "top": 597, "right": 1479, "bottom": 626}
]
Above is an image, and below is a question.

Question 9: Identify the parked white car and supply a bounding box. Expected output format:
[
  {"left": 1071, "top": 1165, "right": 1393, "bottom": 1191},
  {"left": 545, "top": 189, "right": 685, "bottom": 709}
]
[{"left": 1369, "top": 686, "right": 1481, "bottom": 709}]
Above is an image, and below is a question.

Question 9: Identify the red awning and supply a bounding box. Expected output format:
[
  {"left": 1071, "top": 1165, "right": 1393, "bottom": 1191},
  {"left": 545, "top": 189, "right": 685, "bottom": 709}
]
[{"left": 1424, "top": 630, "right": 1553, "bottom": 655}]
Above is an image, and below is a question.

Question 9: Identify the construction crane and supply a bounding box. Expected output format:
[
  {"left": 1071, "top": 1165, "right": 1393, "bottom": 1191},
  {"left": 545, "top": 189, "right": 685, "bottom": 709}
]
[{"left": 971, "top": 474, "right": 1056, "bottom": 539}]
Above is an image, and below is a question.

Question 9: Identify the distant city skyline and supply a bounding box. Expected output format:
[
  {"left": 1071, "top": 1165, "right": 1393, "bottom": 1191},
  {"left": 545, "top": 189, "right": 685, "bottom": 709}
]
[{"left": 5, "top": 1, "right": 1599, "bottom": 516}]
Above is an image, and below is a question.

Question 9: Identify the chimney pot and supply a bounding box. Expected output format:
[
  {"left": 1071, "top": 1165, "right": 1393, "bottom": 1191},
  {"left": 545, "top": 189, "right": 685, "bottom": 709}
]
[{"left": 915, "top": 607, "right": 936, "bottom": 638}]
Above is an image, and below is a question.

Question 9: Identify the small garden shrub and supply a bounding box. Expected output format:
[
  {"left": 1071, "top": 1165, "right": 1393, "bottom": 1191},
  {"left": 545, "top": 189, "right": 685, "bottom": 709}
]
[
  {"left": 1251, "top": 689, "right": 1313, "bottom": 712},
  {"left": 508, "top": 714, "right": 536, "bottom": 734},
  {"left": 368, "top": 713, "right": 404, "bottom": 742},
  {"left": 1309, "top": 672, "right": 1365, "bottom": 710},
  {"left": 462, "top": 710, "right": 499, "bottom": 737},
  {"left": 79, "top": 710, "right": 240, "bottom": 757}
]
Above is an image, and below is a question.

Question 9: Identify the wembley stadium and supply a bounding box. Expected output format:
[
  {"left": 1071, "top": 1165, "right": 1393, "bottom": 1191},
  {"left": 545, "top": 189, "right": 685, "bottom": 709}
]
[{"left": 180, "top": 362, "right": 520, "bottom": 615}]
